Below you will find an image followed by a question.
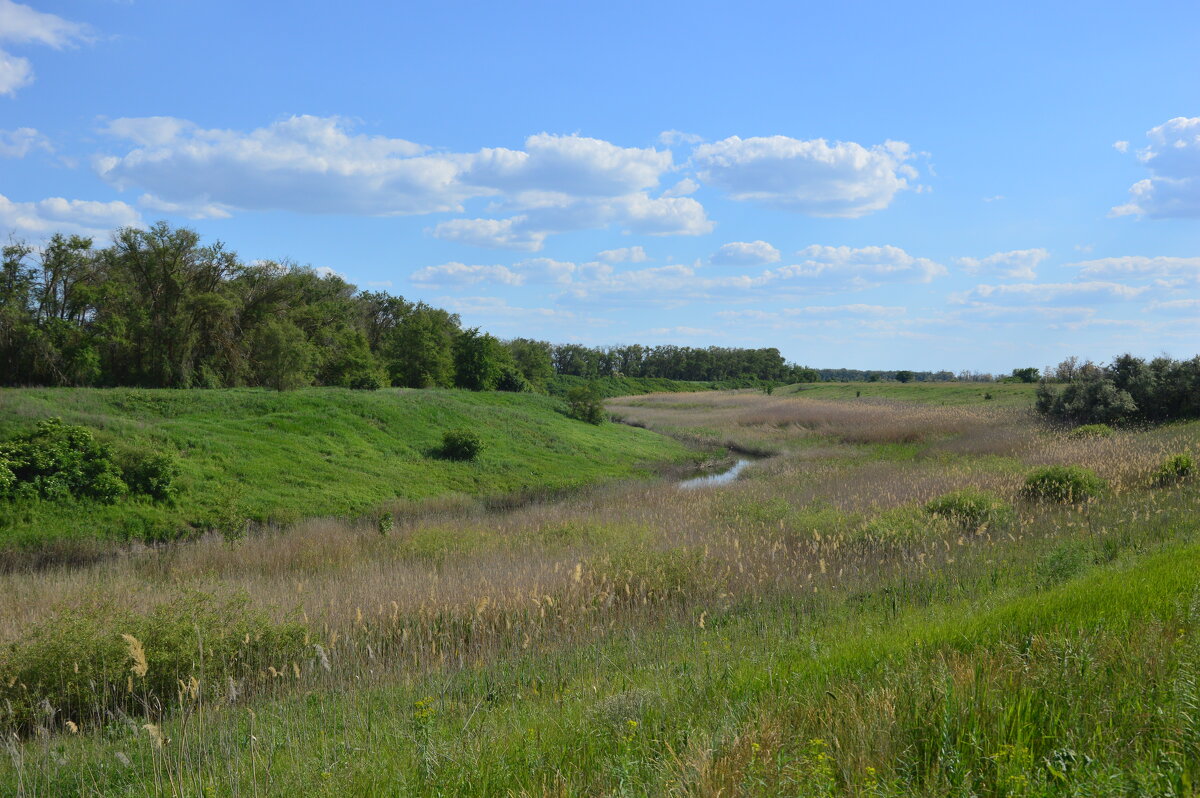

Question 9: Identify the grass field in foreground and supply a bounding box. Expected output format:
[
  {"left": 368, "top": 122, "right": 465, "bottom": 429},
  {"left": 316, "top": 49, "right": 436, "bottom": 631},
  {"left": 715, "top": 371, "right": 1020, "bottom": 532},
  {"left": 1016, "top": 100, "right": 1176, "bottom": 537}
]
[{"left": 0, "top": 387, "right": 691, "bottom": 554}]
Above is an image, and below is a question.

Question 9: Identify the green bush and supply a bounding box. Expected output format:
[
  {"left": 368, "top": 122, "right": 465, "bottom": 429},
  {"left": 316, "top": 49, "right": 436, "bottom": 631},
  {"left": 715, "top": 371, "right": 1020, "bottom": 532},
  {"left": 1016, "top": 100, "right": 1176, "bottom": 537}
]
[
  {"left": 924, "top": 488, "right": 1014, "bottom": 530},
  {"left": 118, "top": 449, "right": 180, "bottom": 502},
  {"left": 0, "top": 591, "right": 306, "bottom": 734},
  {"left": 1155, "top": 453, "right": 1195, "bottom": 485},
  {"left": 495, "top": 366, "right": 531, "bottom": 393},
  {"left": 438, "top": 429, "right": 483, "bottom": 461},
  {"left": 1068, "top": 423, "right": 1114, "bottom": 439},
  {"left": 1021, "top": 465, "right": 1105, "bottom": 503},
  {"left": 566, "top": 383, "right": 606, "bottom": 425},
  {"left": 0, "top": 418, "right": 127, "bottom": 503}
]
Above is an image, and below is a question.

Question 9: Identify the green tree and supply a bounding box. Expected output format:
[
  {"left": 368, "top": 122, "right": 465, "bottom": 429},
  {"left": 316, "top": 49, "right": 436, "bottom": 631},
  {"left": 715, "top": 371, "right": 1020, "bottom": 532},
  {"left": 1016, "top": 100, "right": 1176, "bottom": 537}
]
[{"left": 252, "top": 318, "right": 317, "bottom": 391}]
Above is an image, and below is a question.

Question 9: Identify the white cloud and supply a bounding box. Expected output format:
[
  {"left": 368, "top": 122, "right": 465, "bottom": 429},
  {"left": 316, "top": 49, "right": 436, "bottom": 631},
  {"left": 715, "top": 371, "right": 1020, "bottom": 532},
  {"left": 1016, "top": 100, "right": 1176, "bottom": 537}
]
[
  {"left": 137, "top": 193, "right": 231, "bottom": 220},
  {"left": 711, "top": 240, "right": 781, "bottom": 266},
  {"left": 559, "top": 244, "right": 944, "bottom": 302},
  {"left": 955, "top": 281, "right": 1149, "bottom": 306},
  {"left": 1070, "top": 254, "right": 1200, "bottom": 281},
  {"left": 768, "top": 245, "right": 945, "bottom": 286},
  {"left": 955, "top": 248, "right": 1049, "bottom": 280},
  {"left": 1113, "top": 140, "right": 1129, "bottom": 154},
  {"left": 691, "top": 135, "right": 918, "bottom": 217},
  {"left": 0, "top": 126, "right": 50, "bottom": 157},
  {"left": 430, "top": 217, "right": 546, "bottom": 251},
  {"left": 98, "top": 117, "right": 712, "bottom": 249},
  {"left": 0, "top": 192, "right": 141, "bottom": 238},
  {"left": 1146, "top": 298, "right": 1200, "bottom": 315},
  {"left": 410, "top": 262, "right": 525, "bottom": 286},
  {"left": 596, "top": 246, "right": 647, "bottom": 263},
  {"left": 0, "top": 0, "right": 91, "bottom": 97},
  {"left": 0, "top": 50, "right": 32, "bottom": 96},
  {"left": 431, "top": 192, "right": 711, "bottom": 251},
  {"left": 662, "top": 178, "right": 699, "bottom": 197},
  {"left": 793, "top": 304, "right": 906, "bottom": 317},
  {"left": 463, "top": 133, "right": 670, "bottom": 197},
  {"left": 98, "top": 115, "right": 466, "bottom": 216},
  {"left": 0, "top": 0, "right": 92, "bottom": 48},
  {"left": 1111, "top": 117, "right": 1200, "bottom": 218},
  {"left": 658, "top": 130, "right": 703, "bottom": 147}
]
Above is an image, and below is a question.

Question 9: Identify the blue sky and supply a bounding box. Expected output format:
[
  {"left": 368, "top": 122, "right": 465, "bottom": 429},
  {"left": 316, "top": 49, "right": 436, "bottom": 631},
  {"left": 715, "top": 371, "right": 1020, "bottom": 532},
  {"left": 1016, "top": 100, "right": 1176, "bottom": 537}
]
[{"left": 2, "top": 0, "right": 1197, "bottom": 373}]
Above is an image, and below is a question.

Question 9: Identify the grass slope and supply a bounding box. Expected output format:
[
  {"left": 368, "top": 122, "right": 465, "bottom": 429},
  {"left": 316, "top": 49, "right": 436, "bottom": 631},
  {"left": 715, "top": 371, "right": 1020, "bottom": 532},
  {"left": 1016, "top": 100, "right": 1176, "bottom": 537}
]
[{"left": 0, "top": 387, "right": 690, "bottom": 552}]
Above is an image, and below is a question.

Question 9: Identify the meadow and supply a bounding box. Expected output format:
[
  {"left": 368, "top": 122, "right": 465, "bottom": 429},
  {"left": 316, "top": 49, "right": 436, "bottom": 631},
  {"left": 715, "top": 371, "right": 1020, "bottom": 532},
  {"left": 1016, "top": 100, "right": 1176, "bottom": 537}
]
[{"left": 2, "top": 382, "right": 1199, "bottom": 796}]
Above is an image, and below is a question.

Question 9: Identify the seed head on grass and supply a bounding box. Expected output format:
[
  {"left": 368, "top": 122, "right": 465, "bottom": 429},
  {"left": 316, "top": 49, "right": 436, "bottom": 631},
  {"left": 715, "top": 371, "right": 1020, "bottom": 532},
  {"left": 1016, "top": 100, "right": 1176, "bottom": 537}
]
[{"left": 121, "top": 634, "right": 148, "bottom": 678}]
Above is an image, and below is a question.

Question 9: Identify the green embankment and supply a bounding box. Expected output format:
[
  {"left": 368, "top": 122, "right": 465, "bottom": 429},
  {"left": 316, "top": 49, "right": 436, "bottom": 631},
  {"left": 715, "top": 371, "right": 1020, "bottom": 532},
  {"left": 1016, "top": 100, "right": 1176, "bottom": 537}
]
[
  {"left": 0, "top": 387, "right": 691, "bottom": 551},
  {"left": 545, "top": 374, "right": 714, "bottom": 398}
]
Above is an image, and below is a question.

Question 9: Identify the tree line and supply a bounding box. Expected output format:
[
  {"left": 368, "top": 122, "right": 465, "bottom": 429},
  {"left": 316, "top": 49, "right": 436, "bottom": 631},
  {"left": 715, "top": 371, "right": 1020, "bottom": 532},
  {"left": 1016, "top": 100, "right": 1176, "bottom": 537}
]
[{"left": 0, "top": 223, "right": 818, "bottom": 391}]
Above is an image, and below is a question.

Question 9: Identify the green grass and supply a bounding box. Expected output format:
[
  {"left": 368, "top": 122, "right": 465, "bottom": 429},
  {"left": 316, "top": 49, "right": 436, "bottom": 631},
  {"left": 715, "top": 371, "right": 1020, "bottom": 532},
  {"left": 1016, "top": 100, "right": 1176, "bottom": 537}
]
[
  {"left": 787, "top": 381, "right": 1039, "bottom": 406},
  {"left": 9, "top": 487, "right": 1200, "bottom": 796},
  {"left": 0, "top": 387, "right": 691, "bottom": 553}
]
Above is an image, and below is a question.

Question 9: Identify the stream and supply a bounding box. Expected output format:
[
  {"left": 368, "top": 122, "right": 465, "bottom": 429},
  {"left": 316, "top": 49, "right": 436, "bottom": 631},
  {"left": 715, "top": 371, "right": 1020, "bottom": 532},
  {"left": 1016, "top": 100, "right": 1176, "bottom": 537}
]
[{"left": 677, "top": 458, "right": 753, "bottom": 490}]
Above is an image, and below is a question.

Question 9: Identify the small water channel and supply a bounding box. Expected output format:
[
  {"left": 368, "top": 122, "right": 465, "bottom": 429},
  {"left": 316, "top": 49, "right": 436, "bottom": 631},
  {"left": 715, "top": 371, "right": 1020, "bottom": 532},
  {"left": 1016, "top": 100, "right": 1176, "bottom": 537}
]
[{"left": 677, "top": 458, "right": 753, "bottom": 490}]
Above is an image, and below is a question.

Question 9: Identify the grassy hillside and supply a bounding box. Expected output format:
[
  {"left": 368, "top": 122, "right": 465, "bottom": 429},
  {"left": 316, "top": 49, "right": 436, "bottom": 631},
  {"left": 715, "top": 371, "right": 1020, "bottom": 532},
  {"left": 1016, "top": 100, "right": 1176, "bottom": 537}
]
[
  {"left": 546, "top": 374, "right": 714, "bottom": 398},
  {"left": 0, "top": 387, "right": 691, "bottom": 554}
]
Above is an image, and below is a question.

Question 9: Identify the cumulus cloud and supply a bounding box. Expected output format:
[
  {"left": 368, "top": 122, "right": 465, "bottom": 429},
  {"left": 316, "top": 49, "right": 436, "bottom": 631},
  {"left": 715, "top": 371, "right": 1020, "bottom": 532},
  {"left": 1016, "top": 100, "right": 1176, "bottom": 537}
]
[
  {"left": 463, "top": 133, "right": 670, "bottom": 197},
  {"left": 954, "top": 281, "right": 1149, "bottom": 306},
  {"left": 596, "top": 246, "right": 647, "bottom": 263},
  {"left": 0, "top": 0, "right": 91, "bottom": 96},
  {"left": 97, "top": 117, "right": 710, "bottom": 250},
  {"left": 410, "top": 262, "right": 525, "bottom": 286},
  {"left": 0, "top": 192, "right": 141, "bottom": 238},
  {"left": 97, "top": 115, "right": 466, "bottom": 216},
  {"left": 691, "top": 135, "right": 919, "bottom": 217},
  {"left": 955, "top": 248, "right": 1049, "bottom": 280},
  {"left": 0, "top": 126, "right": 50, "bottom": 157},
  {"left": 1111, "top": 117, "right": 1200, "bottom": 218},
  {"left": 711, "top": 240, "right": 780, "bottom": 266}
]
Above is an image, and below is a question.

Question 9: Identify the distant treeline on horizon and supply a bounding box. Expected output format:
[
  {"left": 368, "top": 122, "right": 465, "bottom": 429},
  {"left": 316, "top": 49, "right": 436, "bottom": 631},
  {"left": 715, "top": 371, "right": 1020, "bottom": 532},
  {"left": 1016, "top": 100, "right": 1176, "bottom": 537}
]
[{"left": 0, "top": 223, "right": 824, "bottom": 391}]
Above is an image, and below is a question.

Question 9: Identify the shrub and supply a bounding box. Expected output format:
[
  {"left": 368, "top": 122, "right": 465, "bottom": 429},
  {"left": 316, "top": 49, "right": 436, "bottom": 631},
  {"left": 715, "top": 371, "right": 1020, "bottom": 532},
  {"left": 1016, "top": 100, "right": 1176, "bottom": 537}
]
[
  {"left": 924, "top": 488, "right": 1014, "bottom": 530},
  {"left": 1154, "top": 453, "right": 1195, "bottom": 485},
  {"left": 118, "top": 449, "right": 180, "bottom": 502},
  {"left": 0, "top": 418, "right": 128, "bottom": 504},
  {"left": 495, "top": 366, "right": 531, "bottom": 393},
  {"left": 438, "top": 429, "right": 483, "bottom": 461},
  {"left": 566, "top": 383, "right": 606, "bottom": 425},
  {"left": 1021, "top": 465, "right": 1105, "bottom": 503},
  {"left": 1068, "top": 423, "right": 1114, "bottom": 439},
  {"left": 346, "top": 370, "right": 386, "bottom": 390}
]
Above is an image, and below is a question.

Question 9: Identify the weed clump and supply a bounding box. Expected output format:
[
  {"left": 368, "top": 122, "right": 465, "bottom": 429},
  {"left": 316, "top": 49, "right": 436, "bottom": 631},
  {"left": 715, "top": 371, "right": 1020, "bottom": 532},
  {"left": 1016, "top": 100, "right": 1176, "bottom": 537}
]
[
  {"left": 437, "top": 429, "right": 483, "bottom": 461},
  {"left": 1021, "top": 465, "right": 1105, "bottom": 503},
  {"left": 1068, "top": 423, "right": 1114, "bottom": 439},
  {"left": 1154, "top": 453, "right": 1194, "bottom": 485},
  {"left": 924, "top": 488, "right": 1014, "bottom": 530}
]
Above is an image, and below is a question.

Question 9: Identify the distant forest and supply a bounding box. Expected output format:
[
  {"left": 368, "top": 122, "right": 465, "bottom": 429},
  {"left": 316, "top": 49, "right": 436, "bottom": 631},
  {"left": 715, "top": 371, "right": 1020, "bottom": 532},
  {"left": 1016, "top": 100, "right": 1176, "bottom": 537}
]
[{"left": 0, "top": 223, "right": 819, "bottom": 391}]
